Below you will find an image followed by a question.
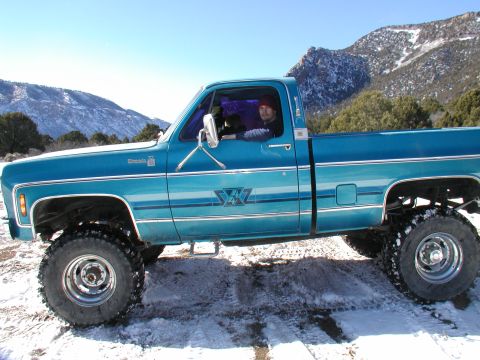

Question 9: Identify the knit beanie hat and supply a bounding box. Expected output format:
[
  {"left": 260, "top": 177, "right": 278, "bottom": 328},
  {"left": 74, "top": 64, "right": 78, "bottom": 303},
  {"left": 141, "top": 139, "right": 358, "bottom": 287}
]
[{"left": 258, "top": 95, "right": 277, "bottom": 111}]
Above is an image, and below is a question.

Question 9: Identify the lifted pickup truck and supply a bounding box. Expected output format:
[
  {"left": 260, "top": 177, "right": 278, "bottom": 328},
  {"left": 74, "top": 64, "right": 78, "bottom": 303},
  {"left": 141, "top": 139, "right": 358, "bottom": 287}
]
[{"left": 1, "top": 78, "right": 480, "bottom": 326}]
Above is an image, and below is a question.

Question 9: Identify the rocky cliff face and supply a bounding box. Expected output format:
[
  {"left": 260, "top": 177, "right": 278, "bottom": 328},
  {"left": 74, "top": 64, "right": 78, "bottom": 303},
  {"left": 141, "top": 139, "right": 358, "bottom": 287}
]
[
  {"left": 0, "top": 80, "right": 169, "bottom": 139},
  {"left": 287, "top": 12, "right": 480, "bottom": 113}
]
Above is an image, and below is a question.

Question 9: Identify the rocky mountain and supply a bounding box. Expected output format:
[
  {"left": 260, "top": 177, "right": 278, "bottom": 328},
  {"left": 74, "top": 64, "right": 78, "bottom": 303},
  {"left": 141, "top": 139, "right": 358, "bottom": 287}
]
[
  {"left": 0, "top": 80, "right": 169, "bottom": 139},
  {"left": 287, "top": 12, "right": 480, "bottom": 113}
]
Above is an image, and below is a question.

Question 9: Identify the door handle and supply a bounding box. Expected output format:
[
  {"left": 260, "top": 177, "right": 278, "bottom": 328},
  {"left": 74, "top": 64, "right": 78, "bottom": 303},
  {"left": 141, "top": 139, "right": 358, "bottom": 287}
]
[{"left": 268, "top": 143, "right": 292, "bottom": 151}]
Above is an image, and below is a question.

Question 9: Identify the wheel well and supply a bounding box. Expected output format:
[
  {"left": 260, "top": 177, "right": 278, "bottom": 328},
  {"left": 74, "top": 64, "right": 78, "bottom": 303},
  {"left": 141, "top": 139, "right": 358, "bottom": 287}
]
[
  {"left": 32, "top": 196, "right": 139, "bottom": 242},
  {"left": 385, "top": 177, "right": 480, "bottom": 219}
]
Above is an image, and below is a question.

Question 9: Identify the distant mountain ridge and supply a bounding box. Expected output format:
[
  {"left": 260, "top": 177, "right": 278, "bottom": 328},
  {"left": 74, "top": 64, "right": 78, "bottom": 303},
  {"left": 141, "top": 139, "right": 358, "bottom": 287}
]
[
  {"left": 287, "top": 12, "right": 480, "bottom": 113},
  {"left": 2, "top": 11, "right": 478, "bottom": 136},
  {"left": 0, "top": 79, "right": 169, "bottom": 139}
]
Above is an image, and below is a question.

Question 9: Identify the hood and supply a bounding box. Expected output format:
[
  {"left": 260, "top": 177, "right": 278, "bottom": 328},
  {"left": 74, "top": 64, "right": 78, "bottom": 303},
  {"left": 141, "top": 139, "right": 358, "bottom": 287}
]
[
  {"left": 13, "top": 140, "right": 158, "bottom": 162},
  {"left": 1, "top": 139, "right": 168, "bottom": 191}
]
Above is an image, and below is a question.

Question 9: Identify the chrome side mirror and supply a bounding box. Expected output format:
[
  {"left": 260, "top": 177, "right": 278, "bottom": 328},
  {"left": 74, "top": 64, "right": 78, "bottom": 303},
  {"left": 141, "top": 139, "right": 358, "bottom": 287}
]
[
  {"left": 176, "top": 114, "right": 225, "bottom": 172},
  {"left": 202, "top": 114, "right": 219, "bottom": 148}
]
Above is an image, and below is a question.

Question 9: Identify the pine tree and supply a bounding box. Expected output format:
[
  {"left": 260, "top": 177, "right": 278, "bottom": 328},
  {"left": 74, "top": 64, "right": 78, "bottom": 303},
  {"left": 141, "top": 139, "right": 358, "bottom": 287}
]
[
  {"left": 0, "top": 112, "right": 44, "bottom": 156},
  {"left": 90, "top": 132, "right": 110, "bottom": 145},
  {"left": 108, "top": 134, "right": 122, "bottom": 144},
  {"left": 392, "top": 96, "right": 431, "bottom": 129},
  {"left": 57, "top": 131, "right": 88, "bottom": 144},
  {"left": 306, "top": 112, "right": 334, "bottom": 134},
  {"left": 132, "top": 124, "right": 162, "bottom": 142},
  {"left": 437, "top": 89, "right": 480, "bottom": 128},
  {"left": 328, "top": 91, "right": 394, "bottom": 132}
]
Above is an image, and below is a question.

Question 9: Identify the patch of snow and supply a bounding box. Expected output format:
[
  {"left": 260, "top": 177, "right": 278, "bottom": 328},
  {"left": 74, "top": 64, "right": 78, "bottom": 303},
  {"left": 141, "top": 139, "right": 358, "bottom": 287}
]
[
  {"left": 12, "top": 85, "right": 27, "bottom": 102},
  {"left": 334, "top": 310, "right": 454, "bottom": 360},
  {"left": 404, "top": 225, "right": 412, "bottom": 235},
  {"left": 458, "top": 36, "right": 476, "bottom": 41},
  {"left": 395, "top": 39, "right": 446, "bottom": 70},
  {"left": 264, "top": 316, "right": 317, "bottom": 359},
  {"left": 63, "top": 92, "right": 72, "bottom": 105},
  {"left": 387, "top": 28, "right": 421, "bottom": 44},
  {"left": 394, "top": 48, "right": 411, "bottom": 70},
  {"left": 410, "top": 29, "right": 421, "bottom": 45}
]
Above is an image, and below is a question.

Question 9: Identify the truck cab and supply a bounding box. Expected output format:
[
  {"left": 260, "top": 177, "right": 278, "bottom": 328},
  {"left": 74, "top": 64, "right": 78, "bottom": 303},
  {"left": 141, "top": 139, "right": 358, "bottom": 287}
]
[{"left": 163, "top": 78, "right": 312, "bottom": 242}]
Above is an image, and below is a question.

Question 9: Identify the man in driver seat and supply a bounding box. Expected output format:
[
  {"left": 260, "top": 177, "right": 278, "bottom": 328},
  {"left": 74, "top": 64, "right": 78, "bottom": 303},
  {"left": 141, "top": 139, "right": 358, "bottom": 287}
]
[{"left": 222, "top": 95, "right": 282, "bottom": 141}]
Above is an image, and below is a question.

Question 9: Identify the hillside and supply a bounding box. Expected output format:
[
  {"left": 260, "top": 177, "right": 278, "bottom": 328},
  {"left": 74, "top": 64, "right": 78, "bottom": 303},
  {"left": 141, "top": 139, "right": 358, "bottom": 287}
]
[
  {"left": 0, "top": 79, "right": 169, "bottom": 139},
  {"left": 287, "top": 12, "right": 480, "bottom": 113}
]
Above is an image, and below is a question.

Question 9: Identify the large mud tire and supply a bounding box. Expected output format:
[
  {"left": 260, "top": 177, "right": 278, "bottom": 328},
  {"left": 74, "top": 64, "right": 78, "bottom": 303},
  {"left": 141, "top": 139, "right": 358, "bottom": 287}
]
[
  {"left": 382, "top": 208, "right": 480, "bottom": 302},
  {"left": 343, "top": 231, "right": 384, "bottom": 258},
  {"left": 38, "top": 226, "right": 144, "bottom": 326}
]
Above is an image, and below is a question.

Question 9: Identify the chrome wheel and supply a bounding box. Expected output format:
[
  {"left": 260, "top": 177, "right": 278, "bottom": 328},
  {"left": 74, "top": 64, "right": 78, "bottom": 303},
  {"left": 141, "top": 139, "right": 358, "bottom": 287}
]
[
  {"left": 63, "top": 254, "right": 117, "bottom": 307},
  {"left": 415, "top": 232, "right": 463, "bottom": 284}
]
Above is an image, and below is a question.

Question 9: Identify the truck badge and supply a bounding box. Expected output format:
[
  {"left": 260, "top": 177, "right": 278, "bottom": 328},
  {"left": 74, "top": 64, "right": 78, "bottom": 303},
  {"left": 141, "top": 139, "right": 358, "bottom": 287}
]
[
  {"left": 127, "top": 156, "right": 156, "bottom": 166},
  {"left": 215, "top": 188, "right": 252, "bottom": 207},
  {"left": 147, "top": 156, "right": 156, "bottom": 167},
  {"left": 128, "top": 159, "right": 147, "bottom": 164}
]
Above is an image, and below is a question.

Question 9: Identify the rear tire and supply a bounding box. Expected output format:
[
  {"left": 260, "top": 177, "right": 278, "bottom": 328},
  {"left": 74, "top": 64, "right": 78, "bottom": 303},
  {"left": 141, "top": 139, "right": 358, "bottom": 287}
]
[
  {"left": 38, "top": 226, "right": 144, "bottom": 326},
  {"left": 382, "top": 208, "right": 480, "bottom": 301},
  {"left": 343, "top": 231, "right": 384, "bottom": 258}
]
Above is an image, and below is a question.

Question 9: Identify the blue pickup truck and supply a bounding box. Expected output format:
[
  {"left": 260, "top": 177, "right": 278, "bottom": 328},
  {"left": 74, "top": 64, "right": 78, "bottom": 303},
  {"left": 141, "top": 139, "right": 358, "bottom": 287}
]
[{"left": 1, "top": 78, "right": 480, "bottom": 326}]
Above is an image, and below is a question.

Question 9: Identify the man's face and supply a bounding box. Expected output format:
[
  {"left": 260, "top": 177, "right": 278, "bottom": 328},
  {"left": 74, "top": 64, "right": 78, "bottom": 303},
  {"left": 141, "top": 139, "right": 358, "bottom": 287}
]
[{"left": 259, "top": 105, "right": 276, "bottom": 123}]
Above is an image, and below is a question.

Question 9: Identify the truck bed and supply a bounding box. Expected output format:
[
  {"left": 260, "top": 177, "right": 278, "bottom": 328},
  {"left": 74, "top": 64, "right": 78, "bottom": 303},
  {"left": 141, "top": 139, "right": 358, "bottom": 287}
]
[{"left": 310, "top": 127, "right": 480, "bottom": 233}]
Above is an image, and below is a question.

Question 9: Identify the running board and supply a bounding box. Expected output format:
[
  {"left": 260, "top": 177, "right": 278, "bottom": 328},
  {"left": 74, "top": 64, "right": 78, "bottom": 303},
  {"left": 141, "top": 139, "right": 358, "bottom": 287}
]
[{"left": 189, "top": 241, "right": 220, "bottom": 257}]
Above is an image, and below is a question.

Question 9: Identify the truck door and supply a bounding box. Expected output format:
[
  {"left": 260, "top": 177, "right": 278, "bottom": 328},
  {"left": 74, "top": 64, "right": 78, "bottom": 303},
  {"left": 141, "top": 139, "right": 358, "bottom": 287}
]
[{"left": 166, "top": 82, "right": 300, "bottom": 242}]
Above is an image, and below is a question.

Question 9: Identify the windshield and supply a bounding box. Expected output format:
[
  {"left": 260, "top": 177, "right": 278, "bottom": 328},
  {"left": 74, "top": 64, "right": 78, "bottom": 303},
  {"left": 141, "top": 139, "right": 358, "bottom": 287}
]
[{"left": 158, "top": 87, "right": 204, "bottom": 142}]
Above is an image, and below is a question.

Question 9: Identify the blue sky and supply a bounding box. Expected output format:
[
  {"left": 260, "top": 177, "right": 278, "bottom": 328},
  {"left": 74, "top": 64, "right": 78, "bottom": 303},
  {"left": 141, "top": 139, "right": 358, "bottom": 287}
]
[{"left": 0, "top": 0, "right": 478, "bottom": 121}]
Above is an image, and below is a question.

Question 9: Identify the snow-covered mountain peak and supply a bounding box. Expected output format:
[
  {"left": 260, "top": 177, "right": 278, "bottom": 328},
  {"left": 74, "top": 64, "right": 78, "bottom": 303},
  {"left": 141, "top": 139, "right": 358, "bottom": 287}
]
[
  {"left": 0, "top": 80, "right": 169, "bottom": 139},
  {"left": 287, "top": 11, "right": 480, "bottom": 113}
]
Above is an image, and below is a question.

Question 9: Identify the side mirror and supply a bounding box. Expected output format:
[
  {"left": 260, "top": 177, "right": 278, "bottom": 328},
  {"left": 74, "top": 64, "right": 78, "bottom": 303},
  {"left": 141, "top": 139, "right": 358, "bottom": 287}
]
[
  {"left": 177, "top": 114, "right": 225, "bottom": 172},
  {"left": 202, "top": 114, "right": 219, "bottom": 148}
]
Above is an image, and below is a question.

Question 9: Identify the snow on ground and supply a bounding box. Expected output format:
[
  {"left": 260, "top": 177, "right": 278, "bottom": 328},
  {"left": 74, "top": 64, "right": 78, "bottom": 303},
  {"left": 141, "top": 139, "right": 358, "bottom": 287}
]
[{"left": 1, "top": 199, "right": 480, "bottom": 360}]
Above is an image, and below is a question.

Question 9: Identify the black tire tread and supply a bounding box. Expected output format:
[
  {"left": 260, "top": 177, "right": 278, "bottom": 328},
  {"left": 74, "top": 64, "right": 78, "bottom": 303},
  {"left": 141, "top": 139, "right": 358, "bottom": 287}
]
[
  {"left": 382, "top": 208, "right": 480, "bottom": 302},
  {"left": 38, "top": 224, "right": 145, "bottom": 326},
  {"left": 343, "top": 231, "right": 384, "bottom": 258}
]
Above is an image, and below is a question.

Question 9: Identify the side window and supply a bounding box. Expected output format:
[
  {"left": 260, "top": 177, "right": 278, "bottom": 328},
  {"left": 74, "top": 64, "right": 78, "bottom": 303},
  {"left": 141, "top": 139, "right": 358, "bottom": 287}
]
[
  {"left": 179, "top": 93, "right": 213, "bottom": 141},
  {"left": 214, "top": 87, "right": 284, "bottom": 141},
  {"left": 179, "top": 86, "right": 284, "bottom": 142}
]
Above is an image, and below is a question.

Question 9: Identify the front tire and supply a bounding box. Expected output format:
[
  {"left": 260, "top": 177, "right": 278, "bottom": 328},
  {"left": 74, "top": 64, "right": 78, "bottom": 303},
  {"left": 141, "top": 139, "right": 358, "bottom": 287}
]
[
  {"left": 141, "top": 245, "right": 165, "bottom": 265},
  {"left": 383, "top": 208, "right": 480, "bottom": 301},
  {"left": 38, "top": 226, "right": 144, "bottom": 326}
]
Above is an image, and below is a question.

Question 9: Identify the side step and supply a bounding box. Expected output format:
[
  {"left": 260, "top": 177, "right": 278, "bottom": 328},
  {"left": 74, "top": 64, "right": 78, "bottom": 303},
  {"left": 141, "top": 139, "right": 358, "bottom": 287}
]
[{"left": 189, "top": 241, "right": 220, "bottom": 257}]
